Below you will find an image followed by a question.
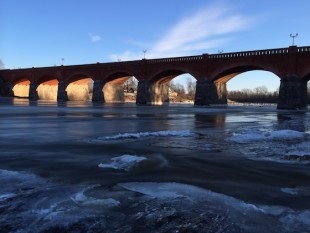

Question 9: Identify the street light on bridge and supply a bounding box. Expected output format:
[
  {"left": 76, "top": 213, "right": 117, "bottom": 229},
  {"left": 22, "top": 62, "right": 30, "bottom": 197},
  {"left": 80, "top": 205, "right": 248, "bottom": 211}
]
[
  {"left": 290, "top": 33, "right": 298, "bottom": 46},
  {"left": 142, "top": 49, "right": 147, "bottom": 59}
]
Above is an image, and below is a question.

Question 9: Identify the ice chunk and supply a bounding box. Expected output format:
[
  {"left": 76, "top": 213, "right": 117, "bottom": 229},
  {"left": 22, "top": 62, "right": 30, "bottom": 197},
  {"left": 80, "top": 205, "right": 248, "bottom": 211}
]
[
  {"left": 267, "top": 130, "right": 305, "bottom": 140},
  {"left": 98, "top": 154, "right": 147, "bottom": 171},
  {"left": 281, "top": 188, "right": 300, "bottom": 195},
  {"left": 227, "top": 131, "right": 265, "bottom": 143},
  {"left": 103, "top": 130, "right": 194, "bottom": 140},
  {"left": 71, "top": 191, "right": 120, "bottom": 208},
  {"left": 226, "top": 129, "right": 305, "bottom": 144}
]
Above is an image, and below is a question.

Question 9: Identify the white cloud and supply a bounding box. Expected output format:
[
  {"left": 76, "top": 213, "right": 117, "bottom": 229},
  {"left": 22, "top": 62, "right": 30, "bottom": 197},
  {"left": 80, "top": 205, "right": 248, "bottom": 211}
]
[
  {"left": 109, "top": 3, "right": 252, "bottom": 60},
  {"left": 89, "top": 33, "right": 102, "bottom": 42}
]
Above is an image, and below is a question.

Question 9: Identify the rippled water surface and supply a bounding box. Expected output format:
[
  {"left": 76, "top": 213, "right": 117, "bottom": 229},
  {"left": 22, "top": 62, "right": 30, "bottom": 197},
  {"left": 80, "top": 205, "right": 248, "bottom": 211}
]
[{"left": 0, "top": 98, "right": 309, "bottom": 232}]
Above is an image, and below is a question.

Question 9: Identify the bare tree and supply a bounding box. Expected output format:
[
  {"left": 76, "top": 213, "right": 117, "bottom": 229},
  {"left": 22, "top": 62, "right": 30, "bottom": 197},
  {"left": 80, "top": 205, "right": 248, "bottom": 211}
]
[
  {"left": 254, "top": 86, "right": 268, "bottom": 96},
  {"left": 228, "top": 85, "right": 278, "bottom": 103},
  {"left": 186, "top": 78, "right": 196, "bottom": 100}
]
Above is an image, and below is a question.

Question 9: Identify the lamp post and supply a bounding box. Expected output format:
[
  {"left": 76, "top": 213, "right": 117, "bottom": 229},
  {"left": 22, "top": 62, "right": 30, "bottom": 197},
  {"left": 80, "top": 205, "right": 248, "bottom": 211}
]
[
  {"left": 61, "top": 58, "right": 64, "bottom": 66},
  {"left": 290, "top": 33, "right": 298, "bottom": 46},
  {"left": 142, "top": 49, "right": 147, "bottom": 59}
]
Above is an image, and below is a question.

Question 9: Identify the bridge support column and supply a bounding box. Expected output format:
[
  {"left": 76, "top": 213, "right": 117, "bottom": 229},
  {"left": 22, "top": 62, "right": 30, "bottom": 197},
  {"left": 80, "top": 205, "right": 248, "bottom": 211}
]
[
  {"left": 136, "top": 79, "right": 151, "bottom": 105},
  {"left": 57, "top": 81, "right": 68, "bottom": 101},
  {"left": 92, "top": 80, "right": 104, "bottom": 102},
  {"left": 277, "top": 75, "right": 307, "bottom": 109},
  {"left": 0, "top": 81, "right": 13, "bottom": 96},
  {"left": 29, "top": 82, "right": 39, "bottom": 101},
  {"left": 194, "top": 78, "right": 222, "bottom": 106}
]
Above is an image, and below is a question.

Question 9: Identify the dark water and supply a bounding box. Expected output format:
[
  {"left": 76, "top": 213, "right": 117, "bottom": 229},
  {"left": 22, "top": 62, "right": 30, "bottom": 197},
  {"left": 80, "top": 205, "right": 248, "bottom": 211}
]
[{"left": 0, "top": 98, "right": 309, "bottom": 233}]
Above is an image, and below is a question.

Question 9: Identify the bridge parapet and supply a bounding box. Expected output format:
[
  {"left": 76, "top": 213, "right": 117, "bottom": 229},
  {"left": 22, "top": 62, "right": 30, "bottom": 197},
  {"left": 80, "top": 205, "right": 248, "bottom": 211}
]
[
  {"left": 145, "top": 55, "right": 203, "bottom": 64},
  {"left": 208, "top": 48, "right": 290, "bottom": 59},
  {"left": 297, "top": 46, "right": 310, "bottom": 52}
]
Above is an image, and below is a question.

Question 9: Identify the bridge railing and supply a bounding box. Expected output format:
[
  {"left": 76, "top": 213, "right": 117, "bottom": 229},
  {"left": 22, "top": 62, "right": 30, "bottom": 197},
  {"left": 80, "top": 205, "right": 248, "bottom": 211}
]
[
  {"left": 208, "top": 48, "right": 290, "bottom": 59},
  {"left": 145, "top": 55, "right": 203, "bottom": 64},
  {"left": 297, "top": 46, "right": 310, "bottom": 52}
]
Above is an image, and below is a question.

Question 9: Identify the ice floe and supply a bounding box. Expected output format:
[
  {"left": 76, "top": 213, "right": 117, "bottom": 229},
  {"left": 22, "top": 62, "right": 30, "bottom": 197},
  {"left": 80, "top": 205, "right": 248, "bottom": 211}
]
[
  {"left": 103, "top": 130, "right": 194, "bottom": 140},
  {"left": 71, "top": 190, "right": 120, "bottom": 208},
  {"left": 225, "top": 127, "right": 310, "bottom": 162},
  {"left": 227, "top": 129, "right": 306, "bottom": 144},
  {"left": 98, "top": 154, "right": 147, "bottom": 171},
  {"left": 266, "top": 129, "right": 305, "bottom": 140},
  {"left": 118, "top": 182, "right": 310, "bottom": 232}
]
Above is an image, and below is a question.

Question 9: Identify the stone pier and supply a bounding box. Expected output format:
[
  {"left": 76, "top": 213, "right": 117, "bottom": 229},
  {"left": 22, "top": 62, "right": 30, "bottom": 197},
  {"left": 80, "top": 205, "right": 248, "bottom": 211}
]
[
  {"left": 136, "top": 79, "right": 151, "bottom": 105},
  {"left": 29, "top": 82, "right": 39, "bottom": 101},
  {"left": 57, "top": 81, "right": 68, "bottom": 101},
  {"left": 92, "top": 80, "right": 104, "bottom": 102},
  {"left": 0, "top": 80, "right": 13, "bottom": 96},
  {"left": 277, "top": 75, "right": 307, "bottom": 109},
  {"left": 194, "top": 78, "right": 226, "bottom": 106}
]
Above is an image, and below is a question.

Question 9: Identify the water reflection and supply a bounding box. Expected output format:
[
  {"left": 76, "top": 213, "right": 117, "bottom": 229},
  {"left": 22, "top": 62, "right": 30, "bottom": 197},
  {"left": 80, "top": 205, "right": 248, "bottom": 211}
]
[
  {"left": 276, "top": 111, "right": 309, "bottom": 133},
  {"left": 194, "top": 114, "right": 226, "bottom": 128},
  {"left": 12, "top": 98, "right": 30, "bottom": 106}
]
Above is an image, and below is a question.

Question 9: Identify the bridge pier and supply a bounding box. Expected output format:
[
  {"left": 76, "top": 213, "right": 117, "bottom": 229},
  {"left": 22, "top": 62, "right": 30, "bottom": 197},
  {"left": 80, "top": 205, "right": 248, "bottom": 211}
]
[
  {"left": 29, "top": 82, "right": 39, "bottom": 101},
  {"left": 277, "top": 75, "right": 307, "bottom": 109},
  {"left": 194, "top": 78, "right": 226, "bottom": 106},
  {"left": 136, "top": 79, "right": 151, "bottom": 105},
  {"left": 0, "top": 81, "right": 13, "bottom": 97},
  {"left": 92, "top": 80, "right": 104, "bottom": 102},
  {"left": 57, "top": 81, "right": 68, "bottom": 101}
]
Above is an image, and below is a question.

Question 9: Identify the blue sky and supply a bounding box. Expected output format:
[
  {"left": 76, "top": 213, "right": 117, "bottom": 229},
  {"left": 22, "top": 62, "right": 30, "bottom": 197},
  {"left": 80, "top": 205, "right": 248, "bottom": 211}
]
[{"left": 1, "top": 0, "right": 309, "bottom": 91}]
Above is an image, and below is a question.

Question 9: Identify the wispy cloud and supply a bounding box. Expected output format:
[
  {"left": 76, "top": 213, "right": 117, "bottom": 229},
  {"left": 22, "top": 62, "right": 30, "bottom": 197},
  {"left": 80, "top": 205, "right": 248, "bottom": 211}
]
[
  {"left": 109, "top": 2, "right": 253, "bottom": 61},
  {"left": 89, "top": 33, "right": 102, "bottom": 42}
]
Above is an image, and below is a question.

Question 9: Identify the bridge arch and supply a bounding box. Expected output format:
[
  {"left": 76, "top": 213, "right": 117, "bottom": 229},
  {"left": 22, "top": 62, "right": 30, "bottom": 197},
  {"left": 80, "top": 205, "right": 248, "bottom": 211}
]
[
  {"left": 212, "top": 65, "right": 280, "bottom": 82},
  {"left": 213, "top": 66, "right": 280, "bottom": 105},
  {"left": 12, "top": 76, "right": 31, "bottom": 98},
  {"left": 64, "top": 72, "right": 93, "bottom": 101},
  {"left": 301, "top": 67, "right": 310, "bottom": 82},
  {"left": 147, "top": 69, "right": 197, "bottom": 105},
  {"left": 227, "top": 70, "right": 280, "bottom": 104},
  {"left": 102, "top": 71, "right": 136, "bottom": 103},
  {"left": 301, "top": 73, "right": 310, "bottom": 105},
  {"left": 36, "top": 74, "right": 59, "bottom": 100}
]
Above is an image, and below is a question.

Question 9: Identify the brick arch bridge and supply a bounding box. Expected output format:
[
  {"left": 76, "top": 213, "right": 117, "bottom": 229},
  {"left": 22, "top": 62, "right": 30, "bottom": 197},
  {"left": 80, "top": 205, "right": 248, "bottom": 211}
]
[{"left": 0, "top": 45, "right": 309, "bottom": 109}]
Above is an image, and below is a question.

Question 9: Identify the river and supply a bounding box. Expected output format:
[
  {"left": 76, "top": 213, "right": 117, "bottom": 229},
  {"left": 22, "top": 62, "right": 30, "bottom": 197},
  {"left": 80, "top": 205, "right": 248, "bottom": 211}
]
[{"left": 0, "top": 98, "right": 309, "bottom": 232}]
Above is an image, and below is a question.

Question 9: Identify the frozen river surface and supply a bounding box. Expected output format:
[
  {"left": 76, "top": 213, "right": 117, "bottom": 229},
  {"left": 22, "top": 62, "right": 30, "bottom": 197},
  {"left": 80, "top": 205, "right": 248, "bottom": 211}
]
[{"left": 0, "top": 99, "right": 309, "bottom": 232}]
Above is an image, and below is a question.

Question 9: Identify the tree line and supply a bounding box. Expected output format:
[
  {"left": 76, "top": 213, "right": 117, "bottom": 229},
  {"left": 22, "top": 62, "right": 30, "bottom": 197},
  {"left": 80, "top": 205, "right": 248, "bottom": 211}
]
[
  {"left": 227, "top": 86, "right": 278, "bottom": 103},
  {"left": 169, "top": 81, "right": 310, "bottom": 104},
  {"left": 228, "top": 85, "right": 310, "bottom": 104}
]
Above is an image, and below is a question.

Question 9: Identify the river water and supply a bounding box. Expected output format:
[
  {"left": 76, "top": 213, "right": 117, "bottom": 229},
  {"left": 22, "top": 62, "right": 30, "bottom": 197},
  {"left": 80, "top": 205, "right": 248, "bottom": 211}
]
[{"left": 0, "top": 98, "right": 309, "bottom": 233}]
